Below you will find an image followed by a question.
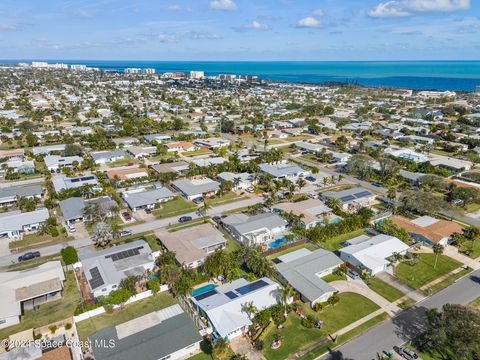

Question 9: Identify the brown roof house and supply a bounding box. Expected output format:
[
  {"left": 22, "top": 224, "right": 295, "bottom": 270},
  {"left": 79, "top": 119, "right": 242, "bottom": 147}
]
[{"left": 392, "top": 215, "right": 463, "bottom": 246}]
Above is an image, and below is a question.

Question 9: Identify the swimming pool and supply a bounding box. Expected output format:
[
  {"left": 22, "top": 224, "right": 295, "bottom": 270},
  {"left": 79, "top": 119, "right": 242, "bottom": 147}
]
[
  {"left": 329, "top": 218, "right": 343, "bottom": 225},
  {"left": 268, "top": 237, "right": 289, "bottom": 249},
  {"left": 191, "top": 284, "right": 217, "bottom": 297}
]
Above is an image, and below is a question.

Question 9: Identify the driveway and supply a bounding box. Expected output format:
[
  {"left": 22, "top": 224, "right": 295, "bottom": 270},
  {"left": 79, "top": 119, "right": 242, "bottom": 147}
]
[
  {"left": 330, "top": 279, "right": 401, "bottom": 316},
  {"left": 230, "top": 336, "right": 266, "bottom": 360}
]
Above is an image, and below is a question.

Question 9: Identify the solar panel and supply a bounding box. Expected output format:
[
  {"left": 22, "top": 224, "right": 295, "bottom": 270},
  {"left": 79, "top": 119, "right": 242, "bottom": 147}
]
[
  {"left": 354, "top": 191, "right": 372, "bottom": 198},
  {"left": 235, "top": 279, "right": 268, "bottom": 295},
  {"left": 225, "top": 291, "right": 238, "bottom": 299},
  {"left": 88, "top": 266, "right": 105, "bottom": 289},
  {"left": 340, "top": 195, "right": 355, "bottom": 202},
  {"left": 105, "top": 247, "right": 142, "bottom": 262},
  {"left": 194, "top": 289, "right": 218, "bottom": 301}
]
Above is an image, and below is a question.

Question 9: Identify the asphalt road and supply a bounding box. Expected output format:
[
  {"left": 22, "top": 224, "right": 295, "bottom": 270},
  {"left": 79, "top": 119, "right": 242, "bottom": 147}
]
[
  {"left": 321, "top": 269, "right": 480, "bottom": 360},
  {"left": 0, "top": 197, "right": 263, "bottom": 268}
]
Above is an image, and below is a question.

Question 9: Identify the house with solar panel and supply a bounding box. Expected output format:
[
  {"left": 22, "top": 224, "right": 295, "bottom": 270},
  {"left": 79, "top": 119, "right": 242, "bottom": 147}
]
[
  {"left": 320, "top": 187, "right": 376, "bottom": 213},
  {"left": 190, "top": 277, "right": 281, "bottom": 340},
  {"left": 78, "top": 240, "right": 155, "bottom": 298}
]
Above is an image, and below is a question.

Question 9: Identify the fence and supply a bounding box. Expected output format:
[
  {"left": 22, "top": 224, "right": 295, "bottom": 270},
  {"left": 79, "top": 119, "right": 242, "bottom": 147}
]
[{"left": 262, "top": 239, "right": 308, "bottom": 257}]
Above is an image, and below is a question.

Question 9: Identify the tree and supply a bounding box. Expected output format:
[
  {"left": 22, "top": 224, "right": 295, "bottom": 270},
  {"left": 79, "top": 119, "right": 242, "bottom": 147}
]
[
  {"left": 243, "top": 301, "right": 258, "bottom": 320},
  {"left": 147, "top": 278, "right": 160, "bottom": 295},
  {"left": 212, "top": 338, "right": 230, "bottom": 360},
  {"left": 107, "top": 288, "right": 133, "bottom": 306},
  {"left": 419, "top": 304, "right": 480, "bottom": 359},
  {"left": 25, "top": 132, "right": 39, "bottom": 147},
  {"left": 64, "top": 143, "right": 83, "bottom": 156},
  {"left": 119, "top": 275, "right": 140, "bottom": 293},
  {"left": 279, "top": 284, "right": 293, "bottom": 313},
  {"left": 60, "top": 246, "right": 78, "bottom": 265},
  {"left": 91, "top": 221, "right": 115, "bottom": 248},
  {"left": 432, "top": 244, "right": 444, "bottom": 269},
  {"left": 346, "top": 154, "right": 374, "bottom": 179}
]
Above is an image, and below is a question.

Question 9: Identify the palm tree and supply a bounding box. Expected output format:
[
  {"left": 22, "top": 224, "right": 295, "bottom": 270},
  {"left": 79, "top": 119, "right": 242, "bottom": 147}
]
[
  {"left": 212, "top": 338, "right": 229, "bottom": 360},
  {"left": 279, "top": 284, "right": 293, "bottom": 314},
  {"left": 432, "top": 244, "right": 444, "bottom": 269},
  {"left": 296, "top": 178, "right": 306, "bottom": 189},
  {"left": 243, "top": 301, "right": 258, "bottom": 320}
]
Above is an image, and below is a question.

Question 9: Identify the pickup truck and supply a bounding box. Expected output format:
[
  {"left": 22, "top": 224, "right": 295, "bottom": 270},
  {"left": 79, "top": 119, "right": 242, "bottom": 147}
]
[{"left": 18, "top": 251, "right": 41, "bottom": 262}]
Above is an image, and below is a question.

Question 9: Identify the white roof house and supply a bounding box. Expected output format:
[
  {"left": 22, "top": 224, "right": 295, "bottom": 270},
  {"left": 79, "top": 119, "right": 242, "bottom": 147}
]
[
  {"left": 0, "top": 208, "right": 50, "bottom": 239},
  {"left": 0, "top": 261, "right": 65, "bottom": 330},
  {"left": 339, "top": 234, "right": 410, "bottom": 276},
  {"left": 190, "top": 277, "right": 281, "bottom": 339}
]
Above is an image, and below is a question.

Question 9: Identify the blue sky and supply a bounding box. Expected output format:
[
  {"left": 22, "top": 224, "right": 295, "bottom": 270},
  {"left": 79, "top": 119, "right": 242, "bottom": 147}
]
[{"left": 0, "top": 0, "right": 478, "bottom": 60}]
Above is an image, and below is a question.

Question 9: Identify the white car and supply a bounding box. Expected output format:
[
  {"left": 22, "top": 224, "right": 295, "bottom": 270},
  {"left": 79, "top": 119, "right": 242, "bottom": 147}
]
[
  {"left": 245, "top": 187, "right": 255, "bottom": 193},
  {"left": 67, "top": 224, "right": 76, "bottom": 233}
]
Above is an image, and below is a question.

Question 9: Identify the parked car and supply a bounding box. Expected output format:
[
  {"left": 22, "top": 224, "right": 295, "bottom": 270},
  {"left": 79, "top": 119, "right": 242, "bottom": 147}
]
[
  {"left": 192, "top": 197, "right": 204, "bottom": 204},
  {"left": 122, "top": 212, "right": 132, "bottom": 221},
  {"left": 308, "top": 192, "right": 318, "bottom": 199},
  {"left": 305, "top": 176, "right": 316, "bottom": 182},
  {"left": 120, "top": 230, "right": 133, "bottom": 237},
  {"left": 245, "top": 187, "right": 255, "bottom": 193},
  {"left": 212, "top": 216, "right": 222, "bottom": 223},
  {"left": 347, "top": 268, "right": 360, "bottom": 280},
  {"left": 67, "top": 224, "right": 76, "bottom": 233},
  {"left": 145, "top": 208, "right": 152, "bottom": 214},
  {"left": 372, "top": 182, "right": 383, "bottom": 187},
  {"left": 179, "top": 216, "right": 193, "bottom": 223},
  {"left": 18, "top": 251, "right": 41, "bottom": 262},
  {"left": 393, "top": 346, "right": 422, "bottom": 360}
]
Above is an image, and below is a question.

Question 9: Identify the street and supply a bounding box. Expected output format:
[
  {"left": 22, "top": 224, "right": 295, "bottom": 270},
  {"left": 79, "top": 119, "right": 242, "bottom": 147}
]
[{"left": 321, "top": 269, "right": 480, "bottom": 360}]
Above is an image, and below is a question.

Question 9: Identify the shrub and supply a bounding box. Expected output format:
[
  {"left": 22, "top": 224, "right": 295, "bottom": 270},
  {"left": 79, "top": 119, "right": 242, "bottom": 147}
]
[
  {"left": 301, "top": 318, "right": 313, "bottom": 328},
  {"left": 147, "top": 278, "right": 160, "bottom": 295},
  {"left": 65, "top": 323, "right": 72, "bottom": 330},
  {"left": 313, "top": 302, "right": 324, "bottom": 312},
  {"left": 50, "top": 227, "right": 59, "bottom": 237},
  {"left": 255, "top": 340, "right": 264, "bottom": 350},
  {"left": 104, "top": 304, "right": 114, "bottom": 314},
  {"left": 61, "top": 246, "right": 78, "bottom": 265},
  {"left": 49, "top": 325, "right": 58, "bottom": 334},
  {"left": 34, "top": 333, "right": 42, "bottom": 340}
]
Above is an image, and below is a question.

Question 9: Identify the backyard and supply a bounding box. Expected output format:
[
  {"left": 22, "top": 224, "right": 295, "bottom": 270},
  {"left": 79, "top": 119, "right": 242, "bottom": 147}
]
[
  {"left": 153, "top": 197, "right": 197, "bottom": 219},
  {"left": 395, "top": 253, "right": 462, "bottom": 289},
  {"left": 0, "top": 271, "right": 80, "bottom": 340},
  {"left": 262, "top": 293, "right": 380, "bottom": 360},
  {"left": 76, "top": 292, "right": 177, "bottom": 340},
  {"left": 266, "top": 243, "right": 318, "bottom": 260},
  {"left": 318, "top": 229, "right": 367, "bottom": 252}
]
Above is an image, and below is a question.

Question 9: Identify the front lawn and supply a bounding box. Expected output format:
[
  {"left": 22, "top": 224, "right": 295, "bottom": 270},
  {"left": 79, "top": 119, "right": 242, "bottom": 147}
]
[
  {"left": 76, "top": 292, "right": 177, "bottom": 340},
  {"left": 207, "top": 192, "right": 248, "bottom": 206},
  {"left": 366, "top": 277, "right": 404, "bottom": 302},
  {"left": 319, "top": 229, "right": 367, "bottom": 252},
  {"left": 9, "top": 228, "right": 71, "bottom": 253},
  {"left": 458, "top": 240, "right": 480, "bottom": 259},
  {"left": 262, "top": 293, "right": 380, "bottom": 360},
  {"left": 0, "top": 271, "right": 80, "bottom": 340},
  {"left": 153, "top": 197, "right": 197, "bottom": 219},
  {"left": 321, "top": 273, "right": 347, "bottom": 283},
  {"left": 428, "top": 268, "right": 473, "bottom": 295},
  {"left": 395, "top": 253, "right": 462, "bottom": 289}
]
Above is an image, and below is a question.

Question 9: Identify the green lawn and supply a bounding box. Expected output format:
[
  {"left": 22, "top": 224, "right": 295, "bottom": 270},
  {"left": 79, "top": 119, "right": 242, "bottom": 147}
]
[
  {"left": 0, "top": 271, "right": 80, "bottom": 340},
  {"left": 153, "top": 197, "right": 197, "bottom": 219},
  {"left": 321, "top": 273, "right": 347, "bottom": 283},
  {"left": 398, "top": 298, "right": 415, "bottom": 310},
  {"left": 76, "top": 292, "right": 177, "bottom": 340},
  {"left": 262, "top": 293, "right": 380, "bottom": 360},
  {"left": 167, "top": 218, "right": 211, "bottom": 232},
  {"left": 395, "top": 253, "right": 462, "bottom": 289},
  {"left": 182, "top": 149, "right": 213, "bottom": 157},
  {"left": 107, "top": 157, "right": 137, "bottom": 168},
  {"left": 458, "top": 240, "right": 480, "bottom": 259},
  {"left": 267, "top": 243, "right": 318, "bottom": 260},
  {"left": 366, "top": 277, "right": 404, "bottom": 302},
  {"left": 300, "top": 312, "right": 389, "bottom": 360},
  {"left": 207, "top": 192, "right": 248, "bottom": 206},
  {"left": 9, "top": 228, "right": 71, "bottom": 253},
  {"left": 319, "top": 229, "right": 367, "bottom": 252}
]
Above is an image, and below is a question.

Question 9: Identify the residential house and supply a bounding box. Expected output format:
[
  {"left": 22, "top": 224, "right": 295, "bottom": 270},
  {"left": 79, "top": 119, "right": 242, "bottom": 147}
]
[
  {"left": 339, "top": 234, "right": 410, "bottom": 276},
  {"left": 193, "top": 137, "right": 230, "bottom": 149},
  {"left": 392, "top": 215, "right": 463, "bottom": 246},
  {"left": 273, "top": 198, "right": 338, "bottom": 229},
  {"left": 155, "top": 223, "right": 226, "bottom": 268},
  {"left": 122, "top": 187, "right": 175, "bottom": 211},
  {"left": 171, "top": 178, "right": 220, "bottom": 200},
  {"left": 190, "top": 277, "right": 281, "bottom": 340},
  {"left": 275, "top": 248, "right": 343, "bottom": 306},
  {"left": 0, "top": 208, "right": 50, "bottom": 239},
  {"left": 125, "top": 146, "right": 157, "bottom": 159},
  {"left": 59, "top": 196, "right": 117, "bottom": 225},
  {"left": 144, "top": 134, "right": 171, "bottom": 144},
  {"left": 78, "top": 240, "right": 155, "bottom": 298},
  {"left": 259, "top": 162, "right": 310, "bottom": 181},
  {"left": 5, "top": 159, "right": 35, "bottom": 174},
  {"left": 0, "top": 261, "right": 65, "bottom": 329},
  {"left": 222, "top": 212, "right": 288, "bottom": 246},
  {"left": 106, "top": 166, "right": 149, "bottom": 182},
  {"left": 91, "top": 149, "right": 126, "bottom": 165},
  {"left": 165, "top": 142, "right": 197, "bottom": 153},
  {"left": 320, "top": 187, "right": 376, "bottom": 213},
  {"left": 0, "top": 184, "right": 43, "bottom": 206},
  {"left": 89, "top": 305, "right": 202, "bottom": 360},
  {"left": 150, "top": 161, "right": 189, "bottom": 175},
  {"left": 217, "top": 172, "right": 256, "bottom": 190},
  {"left": 52, "top": 175, "right": 98, "bottom": 193},
  {"left": 44, "top": 155, "right": 83, "bottom": 172}
]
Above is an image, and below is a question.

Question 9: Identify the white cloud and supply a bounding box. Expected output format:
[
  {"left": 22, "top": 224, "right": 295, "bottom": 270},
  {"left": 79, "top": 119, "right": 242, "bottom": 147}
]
[
  {"left": 75, "top": 10, "right": 94, "bottom": 18},
  {"left": 246, "top": 21, "right": 269, "bottom": 30},
  {"left": 167, "top": 4, "right": 192, "bottom": 12},
  {"left": 209, "top": 0, "right": 238, "bottom": 11},
  {"left": 368, "top": 0, "right": 471, "bottom": 18},
  {"left": 0, "top": 23, "right": 16, "bottom": 30},
  {"left": 312, "top": 9, "right": 324, "bottom": 17},
  {"left": 296, "top": 17, "right": 321, "bottom": 28}
]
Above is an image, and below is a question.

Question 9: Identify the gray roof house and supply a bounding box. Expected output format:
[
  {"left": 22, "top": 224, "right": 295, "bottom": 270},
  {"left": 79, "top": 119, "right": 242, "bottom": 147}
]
[
  {"left": 59, "top": 196, "right": 117, "bottom": 224},
  {"left": 144, "top": 134, "right": 171, "bottom": 144},
  {"left": 32, "top": 144, "right": 66, "bottom": 156},
  {"left": 122, "top": 187, "right": 175, "bottom": 211},
  {"left": 0, "top": 208, "right": 50, "bottom": 239},
  {"left": 89, "top": 305, "right": 202, "bottom": 360},
  {"left": 259, "top": 162, "right": 309, "bottom": 180},
  {"left": 52, "top": 175, "right": 98, "bottom": 193},
  {"left": 275, "top": 248, "right": 343, "bottom": 306},
  {"left": 171, "top": 178, "right": 220, "bottom": 200},
  {"left": 222, "top": 212, "right": 288, "bottom": 246},
  {"left": 79, "top": 240, "right": 155, "bottom": 298},
  {"left": 0, "top": 261, "right": 65, "bottom": 330},
  {"left": 320, "top": 187, "right": 376, "bottom": 212},
  {"left": 0, "top": 184, "right": 43, "bottom": 206},
  {"left": 91, "top": 149, "right": 126, "bottom": 164}
]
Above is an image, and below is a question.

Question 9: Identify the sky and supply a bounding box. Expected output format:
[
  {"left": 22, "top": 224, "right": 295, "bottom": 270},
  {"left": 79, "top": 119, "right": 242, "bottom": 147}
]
[{"left": 0, "top": 0, "right": 479, "bottom": 61}]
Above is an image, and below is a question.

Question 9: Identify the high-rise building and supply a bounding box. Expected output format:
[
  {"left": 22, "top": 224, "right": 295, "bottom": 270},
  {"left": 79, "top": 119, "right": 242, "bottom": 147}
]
[
  {"left": 476, "top": 85, "right": 480, "bottom": 94},
  {"left": 125, "top": 68, "right": 141, "bottom": 74},
  {"left": 70, "top": 64, "right": 87, "bottom": 71},
  {"left": 190, "top": 71, "right": 205, "bottom": 79},
  {"left": 142, "top": 68, "right": 156, "bottom": 74}
]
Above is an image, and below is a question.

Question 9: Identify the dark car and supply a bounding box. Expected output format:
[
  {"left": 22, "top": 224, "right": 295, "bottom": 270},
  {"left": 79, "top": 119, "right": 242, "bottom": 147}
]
[
  {"left": 120, "top": 230, "right": 133, "bottom": 237},
  {"left": 372, "top": 182, "right": 383, "bottom": 187},
  {"left": 305, "top": 176, "right": 316, "bottom": 182},
  {"left": 192, "top": 197, "right": 204, "bottom": 205},
  {"left": 18, "top": 251, "right": 41, "bottom": 262},
  {"left": 122, "top": 212, "right": 132, "bottom": 221},
  {"left": 179, "top": 216, "right": 193, "bottom": 223}
]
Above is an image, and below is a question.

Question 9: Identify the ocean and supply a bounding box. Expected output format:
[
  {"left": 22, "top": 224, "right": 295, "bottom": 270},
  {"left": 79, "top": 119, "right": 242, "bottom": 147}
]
[{"left": 2, "top": 60, "right": 480, "bottom": 91}]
